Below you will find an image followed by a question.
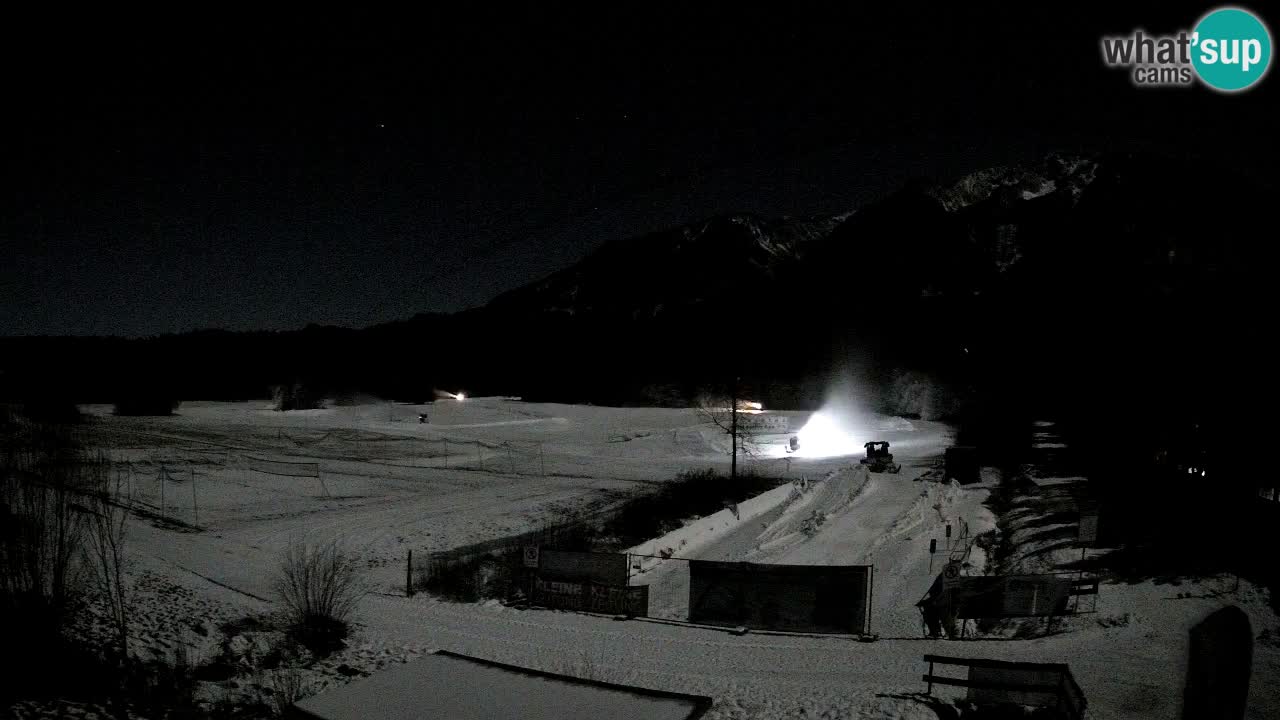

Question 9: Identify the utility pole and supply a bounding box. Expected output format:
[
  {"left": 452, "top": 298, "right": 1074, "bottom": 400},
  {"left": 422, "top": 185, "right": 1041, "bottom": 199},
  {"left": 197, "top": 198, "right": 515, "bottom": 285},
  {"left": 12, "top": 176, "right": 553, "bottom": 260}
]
[
  {"left": 406, "top": 550, "right": 413, "bottom": 597},
  {"left": 191, "top": 467, "right": 198, "bottom": 527},
  {"left": 730, "top": 376, "right": 739, "bottom": 481}
]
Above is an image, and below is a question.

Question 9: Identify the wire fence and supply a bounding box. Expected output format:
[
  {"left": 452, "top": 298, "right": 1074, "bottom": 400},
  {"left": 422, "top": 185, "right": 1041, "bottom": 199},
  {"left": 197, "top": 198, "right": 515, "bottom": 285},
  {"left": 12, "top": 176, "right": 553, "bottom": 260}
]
[
  {"left": 100, "top": 436, "right": 568, "bottom": 531},
  {"left": 109, "top": 460, "right": 206, "bottom": 530},
  {"left": 291, "top": 436, "right": 554, "bottom": 476},
  {"left": 243, "top": 454, "right": 320, "bottom": 478},
  {"left": 410, "top": 521, "right": 597, "bottom": 599},
  {"left": 106, "top": 449, "right": 331, "bottom": 528}
]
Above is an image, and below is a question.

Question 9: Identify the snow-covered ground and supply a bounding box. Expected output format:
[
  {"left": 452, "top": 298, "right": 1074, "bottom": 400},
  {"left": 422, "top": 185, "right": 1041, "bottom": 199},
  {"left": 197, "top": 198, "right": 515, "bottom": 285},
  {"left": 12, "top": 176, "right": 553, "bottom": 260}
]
[{"left": 34, "top": 400, "right": 1279, "bottom": 719}]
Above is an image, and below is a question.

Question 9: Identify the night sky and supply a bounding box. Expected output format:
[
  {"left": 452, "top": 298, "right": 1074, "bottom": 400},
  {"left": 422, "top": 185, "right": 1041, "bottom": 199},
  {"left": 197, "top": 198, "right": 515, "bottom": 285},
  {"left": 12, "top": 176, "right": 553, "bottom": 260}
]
[{"left": 3, "top": 6, "right": 1274, "bottom": 337}]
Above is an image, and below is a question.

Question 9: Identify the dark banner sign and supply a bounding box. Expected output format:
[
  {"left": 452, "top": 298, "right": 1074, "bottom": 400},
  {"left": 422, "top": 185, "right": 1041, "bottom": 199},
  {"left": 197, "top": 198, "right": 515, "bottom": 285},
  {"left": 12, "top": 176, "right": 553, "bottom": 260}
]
[
  {"left": 538, "top": 550, "right": 629, "bottom": 586},
  {"left": 534, "top": 578, "right": 648, "bottom": 616},
  {"left": 951, "top": 575, "right": 1074, "bottom": 619},
  {"left": 687, "top": 561, "right": 872, "bottom": 634}
]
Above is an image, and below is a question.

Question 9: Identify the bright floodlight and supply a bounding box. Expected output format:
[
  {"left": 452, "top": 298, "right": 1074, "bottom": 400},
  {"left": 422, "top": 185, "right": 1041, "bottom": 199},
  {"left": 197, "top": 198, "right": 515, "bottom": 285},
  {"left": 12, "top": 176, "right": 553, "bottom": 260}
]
[
  {"left": 455, "top": 392, "right": 466, "bottom": 401},
  {"left": 793, "top": 411, "right": 860, "bottom": 458}
]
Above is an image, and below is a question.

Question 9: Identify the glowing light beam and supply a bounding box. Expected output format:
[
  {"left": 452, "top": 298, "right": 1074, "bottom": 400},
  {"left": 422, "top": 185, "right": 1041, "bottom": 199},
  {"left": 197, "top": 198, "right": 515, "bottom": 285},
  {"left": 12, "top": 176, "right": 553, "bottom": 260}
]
[{"left": 792, "top": 411, "right": 861, "bottom": 458}]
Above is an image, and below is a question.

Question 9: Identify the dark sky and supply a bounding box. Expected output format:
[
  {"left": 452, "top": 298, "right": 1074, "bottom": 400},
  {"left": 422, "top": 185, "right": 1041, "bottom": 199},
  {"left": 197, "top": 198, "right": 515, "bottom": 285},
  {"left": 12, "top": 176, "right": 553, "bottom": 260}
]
[{"left": 3, "top": 6, "right": 1274, "bottom": 336}]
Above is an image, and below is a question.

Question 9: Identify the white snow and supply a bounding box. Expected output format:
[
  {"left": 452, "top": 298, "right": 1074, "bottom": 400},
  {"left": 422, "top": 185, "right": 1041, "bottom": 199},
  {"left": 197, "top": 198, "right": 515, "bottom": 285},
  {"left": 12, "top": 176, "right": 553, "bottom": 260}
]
[
  {"left": 627, "top": 482, "right": 799, "bottom": 574},
  {"left": 294, "top": 651, "right": 708, "bottom": 720},
  {"left": 1021, "top": 179, "right": 1057, "bottom": 200},
  {"left": 39, "top": 399, "right": 1279, "bottom": 720}
]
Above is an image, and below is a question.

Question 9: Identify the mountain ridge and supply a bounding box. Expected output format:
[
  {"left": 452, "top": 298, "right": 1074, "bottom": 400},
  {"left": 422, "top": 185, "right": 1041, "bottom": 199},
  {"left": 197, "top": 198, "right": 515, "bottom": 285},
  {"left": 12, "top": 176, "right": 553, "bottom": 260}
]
[{"left": 2, "top": 150, "right": 1270, "bottom": 419}]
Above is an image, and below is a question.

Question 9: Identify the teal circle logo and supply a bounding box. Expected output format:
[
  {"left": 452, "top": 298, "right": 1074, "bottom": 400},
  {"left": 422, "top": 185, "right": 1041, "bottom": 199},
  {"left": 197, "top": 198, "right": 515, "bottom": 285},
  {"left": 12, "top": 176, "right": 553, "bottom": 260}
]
[{"left": 1192, "top": 7, "right": 1272, "bottom": 91}]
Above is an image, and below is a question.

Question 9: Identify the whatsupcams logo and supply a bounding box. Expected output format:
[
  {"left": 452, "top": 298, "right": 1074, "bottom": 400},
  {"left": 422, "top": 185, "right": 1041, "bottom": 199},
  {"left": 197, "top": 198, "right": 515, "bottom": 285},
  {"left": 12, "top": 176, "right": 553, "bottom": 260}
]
[{"left": 1101, "top": 6, "right": 1272, "bottom": 91}]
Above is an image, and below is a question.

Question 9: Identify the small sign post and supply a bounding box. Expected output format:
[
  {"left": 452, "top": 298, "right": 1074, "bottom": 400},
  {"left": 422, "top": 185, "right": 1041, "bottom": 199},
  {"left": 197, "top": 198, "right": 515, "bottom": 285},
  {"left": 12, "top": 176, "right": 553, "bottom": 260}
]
[
  {"left": 1078, "top": 512, "right": 1099, "bottom": 569},
  {"left": 523, "top": 545, "right": 540, "bottom": 607},
  {"left": 942, "top": 562, "right": 962, "bottom": 591},
  {"left": 406, "top": 550, "right": 413, "bottom": 597}
]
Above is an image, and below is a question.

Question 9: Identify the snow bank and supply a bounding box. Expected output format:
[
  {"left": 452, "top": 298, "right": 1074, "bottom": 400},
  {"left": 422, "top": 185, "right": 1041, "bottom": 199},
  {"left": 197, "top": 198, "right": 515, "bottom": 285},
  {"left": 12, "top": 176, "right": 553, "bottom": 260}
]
[{"left": 626, "top": 481, "right": 799, "bottom": 574}]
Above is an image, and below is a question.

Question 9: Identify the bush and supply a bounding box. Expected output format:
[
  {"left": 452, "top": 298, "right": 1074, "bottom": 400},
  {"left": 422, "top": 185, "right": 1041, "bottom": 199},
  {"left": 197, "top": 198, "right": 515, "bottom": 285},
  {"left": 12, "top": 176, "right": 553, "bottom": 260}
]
[
  {"left": 273, "top": 540, "right": 365, "bottom": 655},
  {"left": 639, "top": 383, "right": 687, "bottom": 407},
  {"left": 885, "top": 370, "right": 962, "bottom": 420},
  {"left": 272, "top": 382, "right": 325, "bottom": 412},
  {"left": 268, "top": 666, "right": 312, "bottom": 716},
  {"left": 1, "top": 440, "right": 95, "bottom": 644},
  {"left": 1, "top": 421, "right": 134, "bottom": 706},
  {"left": 123, "top": 651, "right": 201, "bottom": 718}
]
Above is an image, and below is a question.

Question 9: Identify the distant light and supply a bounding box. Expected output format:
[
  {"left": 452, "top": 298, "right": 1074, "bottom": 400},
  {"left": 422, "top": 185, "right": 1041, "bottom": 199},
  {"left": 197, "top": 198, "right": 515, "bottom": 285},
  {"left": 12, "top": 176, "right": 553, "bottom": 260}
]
[
  {"left": 456, "top": 393, "right": 466, "bottom": 402},
  {"left": 1201, "top": 470, "right": 1206, "bottom": 477}
]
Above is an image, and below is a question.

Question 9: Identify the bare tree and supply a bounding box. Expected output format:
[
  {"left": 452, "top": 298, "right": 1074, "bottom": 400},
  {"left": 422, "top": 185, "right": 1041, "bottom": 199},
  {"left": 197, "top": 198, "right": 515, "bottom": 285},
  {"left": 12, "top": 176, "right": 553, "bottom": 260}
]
[{"left": 695, "top": 379, "right": 767, "bottom": 480}]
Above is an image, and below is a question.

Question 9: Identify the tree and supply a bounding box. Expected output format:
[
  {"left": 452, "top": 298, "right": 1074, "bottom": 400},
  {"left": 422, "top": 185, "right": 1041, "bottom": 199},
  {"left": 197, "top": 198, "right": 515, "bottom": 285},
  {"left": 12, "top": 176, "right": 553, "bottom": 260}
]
[{"left": 695, "top": 378, "right": 767, "bottom": 480}]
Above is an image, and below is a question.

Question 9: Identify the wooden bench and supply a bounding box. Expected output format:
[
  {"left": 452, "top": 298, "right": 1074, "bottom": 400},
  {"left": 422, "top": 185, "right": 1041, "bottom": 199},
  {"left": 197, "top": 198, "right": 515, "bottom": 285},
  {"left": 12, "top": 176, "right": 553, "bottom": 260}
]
[{"left": 923, "top": 654, "right": 1087, "bottom": 720}]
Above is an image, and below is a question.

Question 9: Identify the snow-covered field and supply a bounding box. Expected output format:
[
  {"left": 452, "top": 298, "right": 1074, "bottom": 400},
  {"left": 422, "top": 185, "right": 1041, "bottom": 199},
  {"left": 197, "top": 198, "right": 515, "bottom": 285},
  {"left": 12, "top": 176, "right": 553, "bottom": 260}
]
[{"left": 37, "top": 400, "right": 1279, "bottom": 719}]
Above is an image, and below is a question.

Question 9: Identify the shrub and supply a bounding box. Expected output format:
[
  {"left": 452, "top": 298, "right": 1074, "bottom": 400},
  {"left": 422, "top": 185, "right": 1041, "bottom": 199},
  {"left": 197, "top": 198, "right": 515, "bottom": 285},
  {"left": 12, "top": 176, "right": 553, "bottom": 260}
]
[
  {"left": 639, "top": 383, "right": 687, "bottom": 407},
  {"left": 273, "top": 540, "right": 365, "bottom": 655},
  {"left": 0, "top": 441, "right": 96, "bottom": 644},
  {"left": 272, "top": 382, "right": 325, "bottom": 411},
  {"left": 885, "top": 370, "right": 962, "bottom": 420},
  {"left": 0, "top": 417, "right": 115, "bottom": 704},
  {"left": 124, "top": 648, "right": 201, "bottom": 717},
  {"left": 268, "top": 666, "right": 312, "bottom": 716}
]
